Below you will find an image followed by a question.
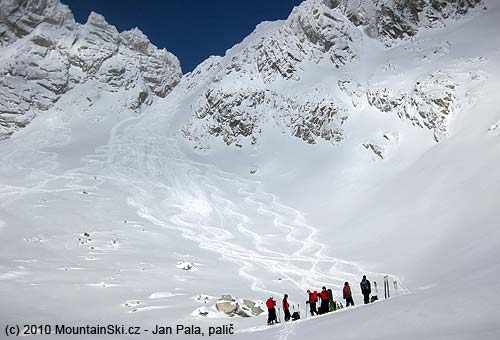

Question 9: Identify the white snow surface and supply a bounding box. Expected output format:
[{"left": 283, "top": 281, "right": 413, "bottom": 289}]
[{"left": 0, "top": 0, "right": 500, "bottom": 339}]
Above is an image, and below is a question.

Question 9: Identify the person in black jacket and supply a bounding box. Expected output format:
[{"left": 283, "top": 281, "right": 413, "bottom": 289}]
[
  {"left": 360, "top": 275, "right": 371, "bottom": 304},
  {"left": 319, "top": 286, "right": 330, "bottom": 314}
]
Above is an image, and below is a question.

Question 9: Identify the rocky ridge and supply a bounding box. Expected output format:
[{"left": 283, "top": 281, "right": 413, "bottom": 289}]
[
  {"left": 335, "top": 0, "right": 483, "bottom": 42},
  {"left": 0, "top": 0, "right": 181, "bottom": 140}
]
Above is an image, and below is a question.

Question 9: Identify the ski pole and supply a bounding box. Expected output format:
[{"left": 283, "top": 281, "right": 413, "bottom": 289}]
[
  {"left": 387, "top": 277, "right": 390, "bottom": 298},
  {"left": 384, "top": 276, "right": 388, "bottom": 299},
  {"left": 387, "top": 278, "right": 391, "bottom": 298}
]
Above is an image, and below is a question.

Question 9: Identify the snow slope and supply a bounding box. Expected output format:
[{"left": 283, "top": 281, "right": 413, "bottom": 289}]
[{"left": 0, "top": 0, "right": 499, "bottom": 339}]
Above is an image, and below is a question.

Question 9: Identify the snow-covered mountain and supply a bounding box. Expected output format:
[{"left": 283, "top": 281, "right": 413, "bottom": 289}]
[
  {"left": 0, "top": 0, "right": 181, "bottom": 140},
  {"left": 1, "top": 0, "right": 499, "bottom": 339},
  {"left": 180, "top": 0, "right": 485, "bottom": 149}
]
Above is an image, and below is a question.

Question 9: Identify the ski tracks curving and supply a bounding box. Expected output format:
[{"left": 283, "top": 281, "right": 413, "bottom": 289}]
[{"left": 105, "top": 105, "right": 389, "bottom": 299}]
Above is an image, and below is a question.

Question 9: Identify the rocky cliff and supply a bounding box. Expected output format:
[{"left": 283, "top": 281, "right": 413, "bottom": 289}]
[{"left": 0, "top": 0, "right": 181, "bottom": 140}]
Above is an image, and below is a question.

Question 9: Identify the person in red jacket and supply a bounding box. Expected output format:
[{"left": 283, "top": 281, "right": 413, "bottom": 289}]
[
  {"left": 266, "top": 297, "right": 278, "bottom": 325},
  {"left": 282, "top": 294, "right": 291, "bottom": 321},
  {"left": 343, "top": 282, "right": 355, "bottom": 307},
  {"left": 319, "top": 286, "right": 330, "bottom": 314},
  {"left": 307, "top": 290, "right": 318, "bottom": 316}
]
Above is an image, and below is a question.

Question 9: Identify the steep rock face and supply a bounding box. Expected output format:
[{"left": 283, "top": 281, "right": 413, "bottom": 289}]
[
  {"left": 225, "top": 0, "right": 362, "bottom": 83},
  {"left": 256, "top": 0, "right": 361, "bottom": 81},
  {"left": 333, "top": 0, "right": 483, "bottom": 42},
  {"left": 0, "top": 0, "right": 74, "bottom": 46},
  {"left": 183, "top": 88, "right": 347, "bottom": 149},
  {"left": 0, "top": 0, "right": 181, "bottom": 140}
]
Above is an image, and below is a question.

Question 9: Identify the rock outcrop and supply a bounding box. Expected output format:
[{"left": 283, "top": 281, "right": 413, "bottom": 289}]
[
  {"left": 214, "top": 295, "right": 263, "bottom": 317},
  {"left": 334, "top": 0, "right": 483, "bottom": 43},
  {"left": 367, "top": 71, "right": 460, "bottom": 141},
  {"left": 183, "top": 88, "right": 347, "bottom": 149}
]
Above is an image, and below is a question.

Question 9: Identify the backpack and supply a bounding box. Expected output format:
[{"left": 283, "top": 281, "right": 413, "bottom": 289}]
[
  {"left": 343, "top": 286, "right": 351, "bottom": 298},
  {"left": 361, "top": 280, "right": 371, "bottom": 293},
  {"left": 291, "top": 311, "right": 300, "bottom": 321},
  {"left": 266, "top": 298, "right": 275, "bottom": 309}
]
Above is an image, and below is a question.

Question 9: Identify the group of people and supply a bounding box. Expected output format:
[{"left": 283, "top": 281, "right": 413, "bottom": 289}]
[
  {"left": 265, "top": 293, "right": 297, "bottom": 325},
  {"left": 342, "top": 275, "right": 372, "bottom": 307},
  {"left": 306, "top": 286, "right": 332, "bottom": 316},
  {"left": 266, "top": 275, "right": 373, "bottom": 324}
]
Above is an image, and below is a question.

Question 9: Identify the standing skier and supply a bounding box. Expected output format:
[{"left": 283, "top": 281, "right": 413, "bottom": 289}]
[
  {"left": 319, "top": 286, "right": 330, "bottom": 314},
  {"left": 343, "top": 282, "right": 355, "bottom": 307},
  {"left": 282, "top": 294, "right": 291, "bottom": 322},
  {"left": 360, "top": 275, "right": 371, "bottom": 304},
  {"left": 266, "top": 297, "right": 278, "bottom": 325},
  {"left": 306, "top": 290, "right": 318, "bottom": 316},
  {"left": 327, "top": 288, "right": 335, "bottom": 311}
]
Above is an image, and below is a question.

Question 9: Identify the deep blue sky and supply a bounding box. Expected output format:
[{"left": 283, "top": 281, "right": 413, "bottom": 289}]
[{"left": 61, "top": 0, "right": 303, "bottom": 73}]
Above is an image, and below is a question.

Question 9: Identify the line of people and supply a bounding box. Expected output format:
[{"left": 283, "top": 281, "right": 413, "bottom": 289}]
[
  {"left": 306, "top": 286, "right": 332, "bottom": 316},
  {"left": 266, "top": 275, "right": 373, "bottom": 324}
]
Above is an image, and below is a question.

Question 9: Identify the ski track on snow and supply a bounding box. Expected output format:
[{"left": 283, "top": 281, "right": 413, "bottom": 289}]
[
  {"left": 101, "top": 104, "right": 406, "bottom": 299},
  {"left": 0, "top": 102, "right": 407, "bottom": 315}
]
